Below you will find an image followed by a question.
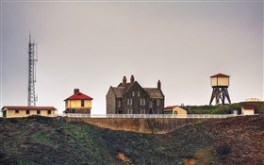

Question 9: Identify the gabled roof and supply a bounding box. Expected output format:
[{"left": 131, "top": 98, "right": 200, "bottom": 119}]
[
  {"left": 164, "top": 105, "right": 178, "bottom": 110},
  {"left": 109, "top": 76, "right": 164, "bottom": 99},
  {"left": 242, "top": 105, "right": 255, "bottom": 110},
  {"left": 118, "top": 82, "right": 132, "bottom": 88},
  {"left": 65, "top": 92, "right": 93, "bottom": 101},
  {"left": 111, "top": 87, "right": 126, "bottom": 98},
  {"left": 2, "top": 106, "right": 57, "bottom": 111},
  {"left": 210, "top": 73, "right": 230, "bottom": 78},
  {"left": 144, "top": 88, "right": 164, "bottom": 98}
]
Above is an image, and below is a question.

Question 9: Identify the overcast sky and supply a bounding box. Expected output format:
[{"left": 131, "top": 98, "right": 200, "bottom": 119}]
[{"left": 1, "top": 0, "right": 263, "bottom": 114}]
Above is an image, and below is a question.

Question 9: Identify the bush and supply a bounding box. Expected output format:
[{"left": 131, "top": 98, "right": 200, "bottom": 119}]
[{"left": 216, "top": 143, "right": 231, "bottom": 156}]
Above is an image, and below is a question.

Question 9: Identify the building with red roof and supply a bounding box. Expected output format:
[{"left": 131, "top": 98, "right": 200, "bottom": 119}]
[
  {"left": 210, "top": 73, "right": 230, "bottom": 78},
  {"left": 64, "top": 89, "right": 93, "bottom": 114},
  {"left": 241, "top": 104, "right": 255, "bottom": 115},
  {"left": 209, "top": 73, "right": 231, "bottom": 105}
]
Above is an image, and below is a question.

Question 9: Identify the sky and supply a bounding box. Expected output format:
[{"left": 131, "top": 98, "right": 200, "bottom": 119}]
[{"left": 1, "top": 0, "right": 263, "bottom": 115}]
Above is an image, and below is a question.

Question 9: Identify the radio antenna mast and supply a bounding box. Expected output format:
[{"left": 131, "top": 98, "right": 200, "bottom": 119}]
[{"left": 27, "top": 34, "right": 38, "bottom": 106}]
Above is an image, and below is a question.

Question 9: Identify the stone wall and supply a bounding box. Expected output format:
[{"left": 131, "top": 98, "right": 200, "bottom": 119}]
[{"left": 66, "top": 118, "right": 211, "bottom": 134}]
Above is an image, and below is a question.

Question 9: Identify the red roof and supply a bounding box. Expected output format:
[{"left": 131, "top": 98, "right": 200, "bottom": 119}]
[
  {"left": 210, "top": 73, "right": 230, "bottom": 78},
  {"left": 164, "top": 105, "right": 178, "bottom": 109},
  {"left": 2, "top": 106, "right": 56, "bottom": 111},
  {"left": 242, "top": 105, "right": 255, "bottom": 110},
  {"left": 65, "top": 92, "right": 93, "bottom": 101}
]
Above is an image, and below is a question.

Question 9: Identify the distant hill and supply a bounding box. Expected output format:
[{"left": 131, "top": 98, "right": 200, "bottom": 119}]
[{"left": 0, "top": 115, "right": 263, "bottom": 165}]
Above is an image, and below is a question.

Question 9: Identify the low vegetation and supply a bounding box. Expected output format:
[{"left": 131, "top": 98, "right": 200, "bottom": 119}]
[
  {"left": 189, "top": 102, "right": 264, "bottom": 114},
  {"left": 0, "top": 115, "right": 263, "bottom": 164}
]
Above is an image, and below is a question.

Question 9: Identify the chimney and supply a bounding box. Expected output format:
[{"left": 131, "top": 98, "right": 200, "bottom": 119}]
[
  {"left": 74, "top": 88, "right": 80, "bottom": 94},
  {"left": 122, "top": 76, "right": 127, "bottom": 84},
  {"left": 157, "top": 80, "right": 161, "bottom": 90},
  {"left": 130, "top": 75, "right": 135, "bottom": 83}
]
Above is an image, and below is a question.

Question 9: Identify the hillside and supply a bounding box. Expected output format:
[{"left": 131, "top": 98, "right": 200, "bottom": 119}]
[
  {"left": 0, "top": 115, "right": 263, "bottom": 165},
  {"left": 189, "top": 102, "right": 264, "bottom": 114}
]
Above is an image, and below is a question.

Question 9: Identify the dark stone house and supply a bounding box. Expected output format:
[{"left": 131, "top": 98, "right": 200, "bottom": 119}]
[{"left": 106, "top": 75, "right": 165, "bottom": 114}]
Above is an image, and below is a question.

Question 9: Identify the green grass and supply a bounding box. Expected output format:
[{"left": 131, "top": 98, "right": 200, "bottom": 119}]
[
  {"left": 189, "top": 102, "right": 264, "bottom": 114},
  {"left": 32, "top": 132, "right": 56, "bottom": 146},
  {"left": 1, "top": 115, "right": 263, "bottom": 165}
]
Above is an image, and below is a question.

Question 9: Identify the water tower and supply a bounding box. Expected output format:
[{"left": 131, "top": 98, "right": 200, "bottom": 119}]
[{"left": 209, "top": 73, "right": 231, "bottom": 105}]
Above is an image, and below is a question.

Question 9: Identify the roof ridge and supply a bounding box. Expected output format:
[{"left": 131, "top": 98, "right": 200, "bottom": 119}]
[{"left": 65, "top": 91, "right": 93, "bottom": 101}]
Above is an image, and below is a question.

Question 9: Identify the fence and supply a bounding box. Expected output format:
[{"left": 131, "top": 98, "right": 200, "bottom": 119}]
[{"left": 63, "top": 113, "right": 236, "bottom": 119}]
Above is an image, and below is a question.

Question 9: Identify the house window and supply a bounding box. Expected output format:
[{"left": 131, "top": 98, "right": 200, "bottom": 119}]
[
  {"left": 149, "top": 101, "right": 153, "bottom": 108},
  {"left": 37, "top": 110, "right": 41, "bottom": 115},
  {"left": 15, "top": 110, "right": 19, "bottom": 114},
  {"left": 143, "top": 99, "right": 145, "bottom": 106},
  {"left": 81, "top": 100, "right": 85, "bottom": 107},
  {"left": 140, "top": 109, "right": 146, "bottom": 114},
  {"left": 157, "top": 99, "right": 160, "bottom": 106},
  {"left": 127, "top": 98, "right": 133, "bottom": 105},
  {"left": 26, "top": 110, "right": 30, "bottom": 115},
  {"left": 127, "top": 108, "right": 132, "bottom": 114},
  {"left": 48, "top": 110, "right": 51, "bottom": 115},
  {"left": 65, "top": 101, "right": 68, "bottom": 107},
  {"left": 118, "top": 100, "right": 121, "bottom": 108},
  {"left": 132, "top": 91, "right": 135, "bottom": 97},
  {"left": 138, "top": 91, "right": 140, "bottom": 97}
]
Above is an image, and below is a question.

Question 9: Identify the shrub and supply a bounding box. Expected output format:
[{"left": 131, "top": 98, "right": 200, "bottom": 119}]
[{"left": 216, "top": 143, "right": 231, "bottom": 156}]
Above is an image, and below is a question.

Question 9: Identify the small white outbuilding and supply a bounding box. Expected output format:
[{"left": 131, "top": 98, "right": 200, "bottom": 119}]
[{"left": 241, "top": 105, "right": 255, "bottom": 116}]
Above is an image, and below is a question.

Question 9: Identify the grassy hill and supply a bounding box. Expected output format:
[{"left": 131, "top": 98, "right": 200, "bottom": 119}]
[
  {"left": 188, "top": 102, "right": 264, "bottom": 114},
  {"left": 0, "top": 115, "right": 263, "bottom": 165}
]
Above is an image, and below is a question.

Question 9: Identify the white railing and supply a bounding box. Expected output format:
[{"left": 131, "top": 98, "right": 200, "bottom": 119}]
[{"left": 63, "top": 113, "right": 237, "bottom": 119}]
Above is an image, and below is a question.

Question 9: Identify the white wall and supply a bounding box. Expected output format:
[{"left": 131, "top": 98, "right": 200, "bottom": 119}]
[{"left": 242, "top": 108, "right": 255, "bottom": 115}]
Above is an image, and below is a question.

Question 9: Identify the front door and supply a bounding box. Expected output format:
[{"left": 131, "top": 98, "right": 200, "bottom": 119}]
[{"left": 149, "top": 109, "right": 152, "bottom": 114}]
